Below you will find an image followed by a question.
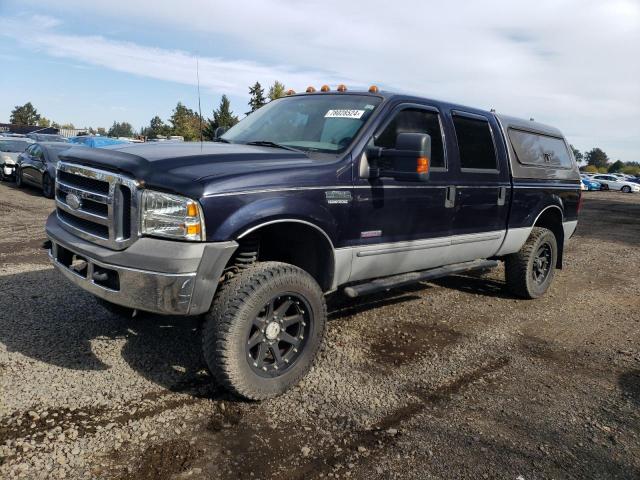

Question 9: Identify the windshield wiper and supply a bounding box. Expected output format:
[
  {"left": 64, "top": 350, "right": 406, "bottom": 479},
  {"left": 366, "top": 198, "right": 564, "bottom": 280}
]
[
  {"left": 245, "top": 140, "right": 304, "bottom": 153},
  {"left": 212, "top": 137, "right": 231, "bottom": 143}
]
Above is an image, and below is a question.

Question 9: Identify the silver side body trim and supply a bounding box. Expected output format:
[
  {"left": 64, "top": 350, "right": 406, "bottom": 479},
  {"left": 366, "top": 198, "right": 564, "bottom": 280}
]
[
  {"left": 344, "top": 230, "right": 506, "bottom": 283},
  {"left": 562, "top": 220, "right": 578, "bottom": 243},
  {"left": 493, "top": 227, "right": 533, "bottom": 256}
]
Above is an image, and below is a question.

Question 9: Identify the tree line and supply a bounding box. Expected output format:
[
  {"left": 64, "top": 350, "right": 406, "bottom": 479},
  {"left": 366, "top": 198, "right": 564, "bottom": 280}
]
[
  {"left": 571, "top": 145, "right": 639, "bottom": 176},
  {"left": 7, "top": 80, "right": 287, "bottom": 141}
]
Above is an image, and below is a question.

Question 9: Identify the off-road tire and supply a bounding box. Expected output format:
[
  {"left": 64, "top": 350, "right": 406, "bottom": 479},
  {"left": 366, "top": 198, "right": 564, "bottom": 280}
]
[
  {"left": 505, "top": 227, "right": 558, "bottom": 299},
  {"left": 15, "top": 167, "right": 23, "bottom": 187},
  {"left": 42, "top": 173, "right": 55, "bottom": 198},
  {"left": 202, "top": 261, "right": 327, "bottom": 400}
]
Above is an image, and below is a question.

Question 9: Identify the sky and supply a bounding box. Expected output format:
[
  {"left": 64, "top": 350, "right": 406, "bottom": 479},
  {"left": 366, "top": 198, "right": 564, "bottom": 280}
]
[{"left": 0, "top": 0, "right": 638, "bottom": 161}]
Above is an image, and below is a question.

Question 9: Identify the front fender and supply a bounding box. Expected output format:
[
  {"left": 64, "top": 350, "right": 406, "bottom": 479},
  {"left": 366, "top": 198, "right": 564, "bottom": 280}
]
[{"left": 203, "top": 193, "right": 339, "bottom": 244}]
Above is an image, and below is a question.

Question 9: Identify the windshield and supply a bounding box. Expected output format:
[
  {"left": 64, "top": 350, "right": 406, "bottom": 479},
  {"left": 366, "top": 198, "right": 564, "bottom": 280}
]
[
  {"left": 0, "top": 140, "right": 30, "bottom": 152},
  {"left": 222, "top": 94, "right": 382, "bottom": 154}
]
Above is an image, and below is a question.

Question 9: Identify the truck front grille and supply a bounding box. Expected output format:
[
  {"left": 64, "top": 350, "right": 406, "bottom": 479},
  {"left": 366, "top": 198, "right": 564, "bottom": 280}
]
[{"left": 55, "top": 162, "right": 139, "bottom": 250}]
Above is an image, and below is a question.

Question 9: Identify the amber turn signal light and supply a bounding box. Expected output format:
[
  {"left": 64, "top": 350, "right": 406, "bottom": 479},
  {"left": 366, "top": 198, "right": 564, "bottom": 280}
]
[
  {"left": 320, "top": 85, "right": 330, "bottom": 92},
  {"left": 416, "top": 156, "right": 429, "bottom": 174}
]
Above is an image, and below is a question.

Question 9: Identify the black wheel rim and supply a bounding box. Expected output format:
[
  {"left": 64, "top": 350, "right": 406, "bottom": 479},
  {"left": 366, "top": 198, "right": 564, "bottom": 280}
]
[
  {"left": 246, "top": 293, "right": 311, "bottom": 378},
  {"left": 532, "top": 242, "right": 552, "bottom": 285}
]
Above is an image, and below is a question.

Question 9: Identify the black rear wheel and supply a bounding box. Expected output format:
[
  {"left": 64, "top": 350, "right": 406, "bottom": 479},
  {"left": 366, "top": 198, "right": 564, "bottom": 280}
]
[
  {"left": 202, "top": 261, "right": 326, "bottom": 400},
  {"left": 505, "top": 227, "right": 558, "bottom": 299}
]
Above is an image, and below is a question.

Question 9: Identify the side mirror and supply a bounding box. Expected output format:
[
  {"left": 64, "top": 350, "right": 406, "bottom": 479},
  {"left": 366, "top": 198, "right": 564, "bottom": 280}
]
[
  {"left": 214, "top": 127, "right": 227, "bottom": 138},
  {"left": 365, "top": 133, "right": 431, "bottom": 182}
]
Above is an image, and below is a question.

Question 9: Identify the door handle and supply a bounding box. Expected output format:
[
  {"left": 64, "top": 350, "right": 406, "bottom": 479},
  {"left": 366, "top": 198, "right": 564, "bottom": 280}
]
[
  {"left": 445, "top": 186, "right": 456, "bottom": 208},
  {"left": 497, "top": 186, "right": 507, "bottom": 206}
]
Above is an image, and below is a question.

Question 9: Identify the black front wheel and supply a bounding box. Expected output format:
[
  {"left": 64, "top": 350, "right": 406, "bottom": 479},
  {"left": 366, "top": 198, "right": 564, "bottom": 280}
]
[
  {"left": 42, "top": 173, "right": 55, "bottom": 198},
  {"left": 505, "top": 227, "right": 558, "bottom": 299},
  {"left": 202, "top": 262, "right": 326, "bottom": 400},
  {"left": 15, "top": 167, "right": 23, "bottom": 187},
  {"left": 621, "top": 185, "right": 631, "bottom": 193}
]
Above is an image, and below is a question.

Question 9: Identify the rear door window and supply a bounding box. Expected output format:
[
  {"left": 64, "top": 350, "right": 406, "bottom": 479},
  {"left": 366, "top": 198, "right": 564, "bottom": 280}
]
[
  {"left": 452, "top": 112, "right": 498, "bottom": 171},
  {"left": 508, "top": 129, "right": 573, "bottom": 169}
]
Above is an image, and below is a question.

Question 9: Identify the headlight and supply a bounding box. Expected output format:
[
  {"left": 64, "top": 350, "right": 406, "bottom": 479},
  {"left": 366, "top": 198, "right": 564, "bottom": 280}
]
[{"left": 140, "top": 190, "right": 205, "bottom": 241}]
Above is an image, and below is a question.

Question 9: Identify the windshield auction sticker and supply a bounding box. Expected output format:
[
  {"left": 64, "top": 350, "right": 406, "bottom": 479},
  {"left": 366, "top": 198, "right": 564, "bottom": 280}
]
[{"left": 324, "top": 109, "right": 365, "bottom": 119}]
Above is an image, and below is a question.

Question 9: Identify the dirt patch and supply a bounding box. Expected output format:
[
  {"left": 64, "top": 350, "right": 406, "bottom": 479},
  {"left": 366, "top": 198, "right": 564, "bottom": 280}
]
[
  {"left": 118, "top": 439, "right": 200, "bottom": 480},
  {"left": 0, "top": 405, "right": 107, "bottom": 444},
  {"left": 0, "top": 396, "right": 204, "bottom": 445},
  {"left": 370, "top": 322, "right": 462, "bottom": 366}
]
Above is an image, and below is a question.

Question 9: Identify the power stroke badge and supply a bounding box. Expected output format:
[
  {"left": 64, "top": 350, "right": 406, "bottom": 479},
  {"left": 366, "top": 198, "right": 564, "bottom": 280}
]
[{"left": 325, "top": 190, "right": 352, "bottom": 205}]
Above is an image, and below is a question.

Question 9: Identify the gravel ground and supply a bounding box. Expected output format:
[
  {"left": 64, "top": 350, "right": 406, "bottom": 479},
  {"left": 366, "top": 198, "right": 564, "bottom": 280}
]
[{"left": 1, "top": 181, "right": 639, "bottom": 479}]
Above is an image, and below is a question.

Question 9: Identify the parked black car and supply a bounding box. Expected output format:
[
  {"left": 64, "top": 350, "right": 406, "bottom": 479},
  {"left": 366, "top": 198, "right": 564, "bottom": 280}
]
[{"left": 16, "top": 142, "right": 70, "bottom": 198}]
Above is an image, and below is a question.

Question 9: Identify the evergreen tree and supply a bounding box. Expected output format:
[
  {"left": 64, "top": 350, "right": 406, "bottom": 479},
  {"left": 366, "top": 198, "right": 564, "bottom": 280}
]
[
  {"left": 268, "top": 81, "right": 286, "bottom": 101},
  {"left": 142, "top": 115, "right": 170, "bottom": 139},
  {"left": 607, "top": 160, "right": 625, "bottom": 173},
  {"left": 585, "top": 148, "right": 609, "bottom": 169},
  {"left": 247, "top": 82, "right": 266, "bottom": 114},
  {"left": 569, "top": 145, "right": 583, "bottom": 164},
  {"left": 107, "top": 121, "right": 134, "bottom": 137},
  {"left": 215, "top": 95, "right": 239, "bottom": 128},
  {"left": 168, "top": 102, "right": 201, "bottom": 141},
  {"left": 10, "top": 102, "right": 41, "bottom": 125}
]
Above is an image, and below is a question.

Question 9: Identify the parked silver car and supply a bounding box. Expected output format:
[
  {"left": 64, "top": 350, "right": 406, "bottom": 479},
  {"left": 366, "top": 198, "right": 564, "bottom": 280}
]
[{"left": 0, "top": 137, "right": 34, "bottom": 181}]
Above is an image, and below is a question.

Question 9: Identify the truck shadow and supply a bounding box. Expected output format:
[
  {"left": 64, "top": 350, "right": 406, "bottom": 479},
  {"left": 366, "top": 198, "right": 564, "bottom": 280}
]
[
  {"left": 0, "top": 267, "right": 517, "bottom": 400},
  {"left": 619, "top": 370, "right": 640, "bottom": 407},
  {"left": 433, "top": 273, "right": 517, "bottom": 299}
]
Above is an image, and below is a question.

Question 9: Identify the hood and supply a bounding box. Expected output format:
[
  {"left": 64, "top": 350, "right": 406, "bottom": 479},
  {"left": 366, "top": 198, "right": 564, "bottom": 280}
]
[
  {"left": 57, "top": 142, "right": 326, "bottom": 198},
  {"left": 1, "top": 152, "right": 19, "bottom": 163}
]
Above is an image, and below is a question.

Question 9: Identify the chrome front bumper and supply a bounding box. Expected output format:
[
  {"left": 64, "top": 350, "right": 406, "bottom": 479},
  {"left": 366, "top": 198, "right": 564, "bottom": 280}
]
[
  {"left": 49, "top": 245, "right": 197, "bottom": 314},
  {"left": 46, "top": 213, "right": 237, "bottom": 315}
]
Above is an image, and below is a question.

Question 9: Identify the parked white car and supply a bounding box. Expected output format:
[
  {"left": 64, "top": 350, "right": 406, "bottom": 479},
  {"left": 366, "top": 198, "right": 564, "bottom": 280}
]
[
  {"left": 592, "top": 174, "right": 640, "bottom": 193},
  {"left": 0, "top": 137, "right": 34, "bottom": 181}
]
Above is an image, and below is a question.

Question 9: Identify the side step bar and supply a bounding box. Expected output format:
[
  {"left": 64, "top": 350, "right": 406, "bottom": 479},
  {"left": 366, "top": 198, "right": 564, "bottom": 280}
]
[{"left": 343, "top": 259, "right": 498, "bottom": 298}]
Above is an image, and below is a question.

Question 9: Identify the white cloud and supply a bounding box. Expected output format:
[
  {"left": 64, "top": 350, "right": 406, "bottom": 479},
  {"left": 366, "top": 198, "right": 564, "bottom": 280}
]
[{"left": 2, "top": 1, "right": 639, "bottom": 160}]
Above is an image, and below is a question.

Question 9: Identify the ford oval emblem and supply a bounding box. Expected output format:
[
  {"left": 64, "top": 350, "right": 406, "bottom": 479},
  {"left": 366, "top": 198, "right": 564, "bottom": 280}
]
[{"left": 66, "top": 193, "right": 82, "bottom": 210}]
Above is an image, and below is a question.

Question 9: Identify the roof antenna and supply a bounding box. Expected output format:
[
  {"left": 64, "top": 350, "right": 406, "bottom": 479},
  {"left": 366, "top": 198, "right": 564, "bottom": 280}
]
[{"left": 196, "top": 55, "right": 203, "bottom": 146}]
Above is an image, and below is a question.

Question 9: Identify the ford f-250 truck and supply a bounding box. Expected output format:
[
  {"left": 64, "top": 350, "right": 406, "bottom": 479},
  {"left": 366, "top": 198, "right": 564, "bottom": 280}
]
[{"left": 45, "top": 86, "right": 581, "bottom": 399}]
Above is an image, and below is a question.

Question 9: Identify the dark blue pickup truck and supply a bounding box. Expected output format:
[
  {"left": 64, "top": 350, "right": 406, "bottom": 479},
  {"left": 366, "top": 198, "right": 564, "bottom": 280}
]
[{"left": 45, "top": 87, "right": 581, "bottom": 399}]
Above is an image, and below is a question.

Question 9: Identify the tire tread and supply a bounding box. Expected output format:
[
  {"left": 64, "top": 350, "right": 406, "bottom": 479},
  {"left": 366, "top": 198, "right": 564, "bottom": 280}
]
[
  {"left": 202, "top": 261, "right": 326, "bottom": 400},
  {"left": 504, "top": 227, "right": 555, "bottom": 299}
]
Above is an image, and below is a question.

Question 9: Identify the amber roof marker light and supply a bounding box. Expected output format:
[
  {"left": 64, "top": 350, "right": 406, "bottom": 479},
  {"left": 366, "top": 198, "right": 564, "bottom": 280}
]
[
  {"left": 320, "top": 85, "right": 330, "bottom": 92},
  {"left": 337, "top": 84, "right": 347, "bottom": 92},
  {"left": 368, "top": 85, "right": 379, "bottom": 93},
  {"left": 306, "top": 86, "right": 316, "bottom": 93},
  {"left": 286, "top": 89, "right": 296, "bottom": 95}
]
